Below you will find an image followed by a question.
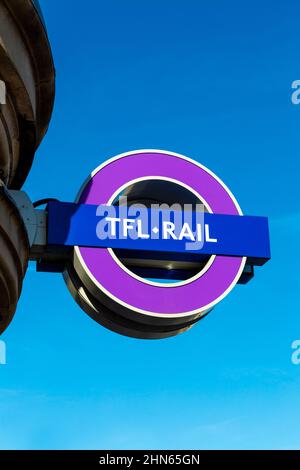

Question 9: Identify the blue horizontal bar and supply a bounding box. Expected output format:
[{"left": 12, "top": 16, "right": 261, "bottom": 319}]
[{"left": 47, "top": 202, "right": 270, "bottom": 265}]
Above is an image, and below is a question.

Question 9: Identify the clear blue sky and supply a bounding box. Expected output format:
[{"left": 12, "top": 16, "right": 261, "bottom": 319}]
[{"left": 1, "top": 0, "right": 300, "bottom": 450}]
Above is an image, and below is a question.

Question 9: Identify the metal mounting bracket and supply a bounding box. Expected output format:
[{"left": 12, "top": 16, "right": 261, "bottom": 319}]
[{"left": 8, "top": 191, "right": 70, "bottom": 272}]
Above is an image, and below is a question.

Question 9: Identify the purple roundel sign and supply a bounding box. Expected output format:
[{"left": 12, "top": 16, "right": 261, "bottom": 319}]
[{"left": 70, "top": 150, "right": 248, "bottom": 336}]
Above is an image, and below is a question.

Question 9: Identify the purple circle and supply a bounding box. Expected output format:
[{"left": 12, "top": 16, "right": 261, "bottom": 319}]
[{"left": 76, "top": 151, "right": 244, "bottom": 315}]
